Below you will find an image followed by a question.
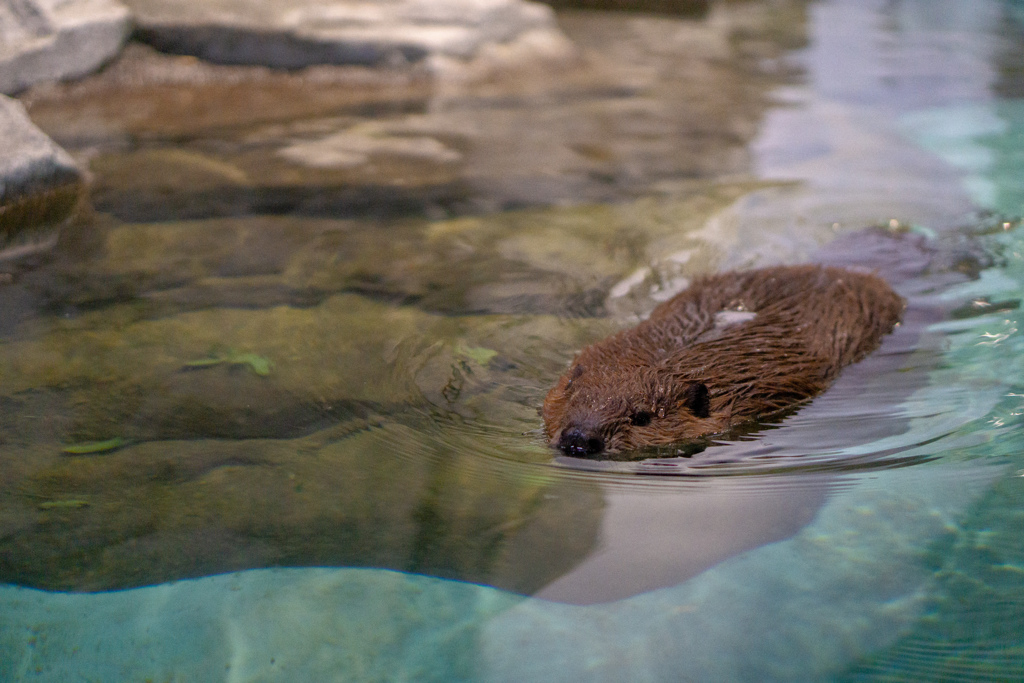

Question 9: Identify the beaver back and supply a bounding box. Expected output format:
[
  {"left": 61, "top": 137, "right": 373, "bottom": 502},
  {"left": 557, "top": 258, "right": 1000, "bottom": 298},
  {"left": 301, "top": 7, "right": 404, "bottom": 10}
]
[{"left": 542, "top": 265, "right": 905, "bottom": 456}]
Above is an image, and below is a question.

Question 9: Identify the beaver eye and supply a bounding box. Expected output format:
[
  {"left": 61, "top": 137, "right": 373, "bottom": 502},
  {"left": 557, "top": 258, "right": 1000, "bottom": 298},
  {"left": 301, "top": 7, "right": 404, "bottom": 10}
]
[{"left": 630, "top": 411, "right": 652, "bottom": 427}]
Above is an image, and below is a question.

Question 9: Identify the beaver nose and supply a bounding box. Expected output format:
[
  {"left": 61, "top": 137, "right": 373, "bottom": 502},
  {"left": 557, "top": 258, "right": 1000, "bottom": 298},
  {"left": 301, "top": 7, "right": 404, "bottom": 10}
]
[{"left": 558, "top": 428, "right": 605, "bottom": 456}]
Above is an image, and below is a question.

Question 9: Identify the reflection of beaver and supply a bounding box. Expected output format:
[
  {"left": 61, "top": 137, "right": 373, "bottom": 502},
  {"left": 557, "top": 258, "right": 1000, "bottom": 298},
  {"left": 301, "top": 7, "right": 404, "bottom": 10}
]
[{"left": 543, "top": 265, "right": 905, "bottom": 457}]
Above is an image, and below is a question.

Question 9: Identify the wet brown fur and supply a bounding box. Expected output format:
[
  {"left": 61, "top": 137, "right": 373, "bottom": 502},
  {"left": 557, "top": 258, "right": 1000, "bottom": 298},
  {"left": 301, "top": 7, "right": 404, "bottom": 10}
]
[{"left": 543, "top": 265, "right": 905, "bottom": 456}]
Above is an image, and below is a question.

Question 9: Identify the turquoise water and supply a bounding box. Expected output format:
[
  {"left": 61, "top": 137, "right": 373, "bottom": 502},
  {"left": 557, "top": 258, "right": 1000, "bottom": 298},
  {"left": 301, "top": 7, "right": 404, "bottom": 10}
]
[{"left": 5, "top": 0, "right": 1024, "bottom": 680}]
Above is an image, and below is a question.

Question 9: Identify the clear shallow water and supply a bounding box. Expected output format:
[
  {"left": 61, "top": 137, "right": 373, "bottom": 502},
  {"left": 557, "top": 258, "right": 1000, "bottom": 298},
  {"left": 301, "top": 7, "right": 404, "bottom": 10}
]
[{"left": 4, "top": 0, "right": 1024, "bottom": 680}]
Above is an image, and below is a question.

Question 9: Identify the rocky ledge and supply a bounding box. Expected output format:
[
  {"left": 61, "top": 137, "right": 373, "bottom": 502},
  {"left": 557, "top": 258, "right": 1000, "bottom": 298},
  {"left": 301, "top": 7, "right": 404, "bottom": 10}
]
[{"left": 1, "top": 0, "right": 582, "bottom": 251}]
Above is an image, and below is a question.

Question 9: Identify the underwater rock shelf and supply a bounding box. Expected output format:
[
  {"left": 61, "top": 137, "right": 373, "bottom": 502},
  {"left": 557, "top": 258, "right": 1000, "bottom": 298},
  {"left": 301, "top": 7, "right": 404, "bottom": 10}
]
[{"left": 0, "top": 463, "right": 1001, "bottom": 681}]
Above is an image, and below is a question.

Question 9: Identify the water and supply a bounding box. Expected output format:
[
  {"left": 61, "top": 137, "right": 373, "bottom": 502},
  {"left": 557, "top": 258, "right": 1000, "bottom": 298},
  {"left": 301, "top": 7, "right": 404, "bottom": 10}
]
[{"left": 3, "top": 0, "right": 1024, "bottom": 680}]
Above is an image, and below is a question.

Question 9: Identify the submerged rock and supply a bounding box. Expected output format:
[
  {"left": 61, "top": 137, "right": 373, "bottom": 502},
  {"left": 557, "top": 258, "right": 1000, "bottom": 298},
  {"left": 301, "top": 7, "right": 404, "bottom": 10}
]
[
  {"left": 0, "top": 94, "right": 82, "bottom": 256},
  {"left": 20, "top": 42, "right": 436, "bottom": 142},
  {"left": 0, "top": 273, "right": 613, "bottom": 587},
  {"left": 0, "top": 419, "right": 605, "bottom": 593},
  {"left": 277, "top": 126, "right": 463, "bottom": 169},
  {"left": 0, "top": 0, "right": 130, "bottom": 95},
  {"left": 122, "top": 0, "right": 563, "bottom": 67},
  {"left": 0, "top": 283, "right": 612, "bottom": 442},
  {"left": 20, "top": 2, "right": 803, "bottom": 221},
  {"left": 20, "top": 180, "right": 766, "bottom": 319},
  {"left": 81, "top": 139, "right": 468, "bottom": 222}
]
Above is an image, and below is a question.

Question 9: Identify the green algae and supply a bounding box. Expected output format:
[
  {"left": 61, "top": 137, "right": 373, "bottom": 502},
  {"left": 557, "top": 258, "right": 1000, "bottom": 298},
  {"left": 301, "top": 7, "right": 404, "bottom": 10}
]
[
  {"left": 181, "top": 357, "right": 224, "bottom": 368},
  {"left": 454, "top": 344, "right": 498, "bottom": 367},
  {"left": 184, "top": 351, "right": 272, "bottom": 376},
  {"left": 61, "top": 437, "right": 127, "bottom": 455},
  {"left": 38, "top": 500, "right": 90, "bottom": 510},
  {"left": 232, "top": 353, "right": 271, "bottom": 376}
]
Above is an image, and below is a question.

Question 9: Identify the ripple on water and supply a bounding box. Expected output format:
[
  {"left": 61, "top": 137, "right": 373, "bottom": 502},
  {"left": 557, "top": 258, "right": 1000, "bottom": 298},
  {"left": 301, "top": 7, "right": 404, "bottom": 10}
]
[
  {"left": 441, "top": 241, "right": 1007, "bottom": 493},
  {"left": 338, "top": 226, "right": 1020, "bottom": 609}
]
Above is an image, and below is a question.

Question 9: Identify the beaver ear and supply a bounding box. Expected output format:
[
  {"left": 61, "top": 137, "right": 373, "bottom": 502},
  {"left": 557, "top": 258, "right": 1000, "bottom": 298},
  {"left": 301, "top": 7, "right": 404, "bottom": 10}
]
[{"left": 682, "top": 382, "right": 710, "bottom": 419}]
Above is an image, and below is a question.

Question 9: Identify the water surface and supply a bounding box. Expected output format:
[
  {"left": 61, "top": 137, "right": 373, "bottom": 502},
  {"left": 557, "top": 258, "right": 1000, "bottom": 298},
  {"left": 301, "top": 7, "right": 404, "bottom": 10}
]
[{"left": 3, "top": 0, "right": 1024, "bottom": 680}]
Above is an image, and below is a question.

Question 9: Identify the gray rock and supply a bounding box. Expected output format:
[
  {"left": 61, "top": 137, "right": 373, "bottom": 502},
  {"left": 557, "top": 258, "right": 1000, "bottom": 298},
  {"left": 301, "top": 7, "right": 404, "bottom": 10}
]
[
  {"left": 0, "top": 0, "right": 131, "bottom": 94},
  {"left": 0, "top": 94, "right": 79, "bottom": 199},
  {"left": 0, "top": 94, "right": 81, "bottom": 251},
  {"left": 122, "top": 0, "right": 561, "bottom": 67}
]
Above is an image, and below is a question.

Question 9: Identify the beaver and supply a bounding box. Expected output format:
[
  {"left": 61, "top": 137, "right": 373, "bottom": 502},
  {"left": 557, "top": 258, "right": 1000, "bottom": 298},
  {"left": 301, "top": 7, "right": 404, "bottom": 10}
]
[{"left": 542, "top": 265, "right": 905, "bottom": 457}]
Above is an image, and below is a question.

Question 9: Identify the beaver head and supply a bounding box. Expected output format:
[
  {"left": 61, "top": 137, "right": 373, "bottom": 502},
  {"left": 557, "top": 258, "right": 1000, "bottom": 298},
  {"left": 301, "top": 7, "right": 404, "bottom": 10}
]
[{"left": 542, "top": 360, "right": 718, "bottom": 456}]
